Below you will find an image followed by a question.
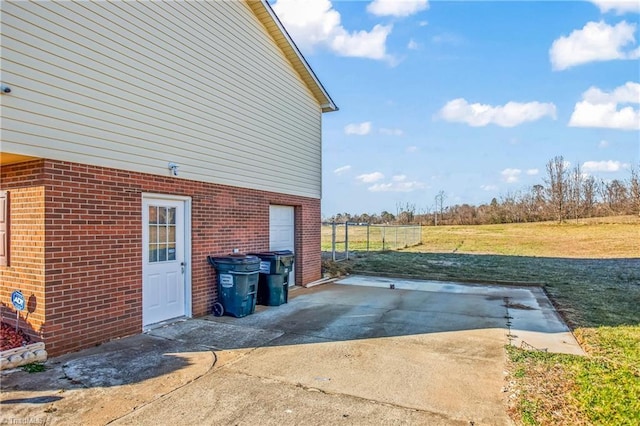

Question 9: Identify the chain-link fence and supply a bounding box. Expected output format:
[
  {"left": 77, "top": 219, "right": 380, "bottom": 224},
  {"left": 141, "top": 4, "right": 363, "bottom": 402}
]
[{"left": 321, "top": 222, "right": 422, "bottom": 261}]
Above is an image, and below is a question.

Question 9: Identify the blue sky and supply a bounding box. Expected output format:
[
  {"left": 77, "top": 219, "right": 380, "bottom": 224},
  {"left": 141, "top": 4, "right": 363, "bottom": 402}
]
[{"left": 270, "top": 0, "right": 640, "bottom": 218}]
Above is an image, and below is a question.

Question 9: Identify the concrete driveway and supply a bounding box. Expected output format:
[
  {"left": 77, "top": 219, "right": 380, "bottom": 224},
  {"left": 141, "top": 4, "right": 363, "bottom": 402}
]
[{"left": 1, "top": 277, "right": 582, "bottom": 425}]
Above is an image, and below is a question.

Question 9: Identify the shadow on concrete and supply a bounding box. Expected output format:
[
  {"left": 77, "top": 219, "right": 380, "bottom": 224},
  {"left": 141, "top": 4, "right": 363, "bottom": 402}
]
[
  {"left": 0, "top": 331, "right": 210, "bottom": 393},
  {"left": 1, "top": 395, "right": 63, "bottom": 404}
]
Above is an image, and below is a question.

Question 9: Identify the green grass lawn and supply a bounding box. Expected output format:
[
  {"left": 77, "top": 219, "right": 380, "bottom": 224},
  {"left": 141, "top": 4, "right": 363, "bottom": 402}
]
[
  {"left": 328, "top": 216, "right": 639, "bottom": 425},
  {"left": 415, "top": 215, "right": 639, "bottom": 259}
]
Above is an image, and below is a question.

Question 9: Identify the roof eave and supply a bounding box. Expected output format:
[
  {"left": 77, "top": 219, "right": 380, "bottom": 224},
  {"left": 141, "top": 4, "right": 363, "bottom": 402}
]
[{"left": 248, "top": 0, "right": 338, "bottom": 113}]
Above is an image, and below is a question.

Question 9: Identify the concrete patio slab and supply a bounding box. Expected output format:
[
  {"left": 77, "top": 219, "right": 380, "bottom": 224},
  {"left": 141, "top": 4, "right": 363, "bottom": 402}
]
[
  {"left": 337, "top": 275, "right": 585, "bottom": 356},
  {"left": 1, "top": 276, "right": 584, "bottom": 425}
]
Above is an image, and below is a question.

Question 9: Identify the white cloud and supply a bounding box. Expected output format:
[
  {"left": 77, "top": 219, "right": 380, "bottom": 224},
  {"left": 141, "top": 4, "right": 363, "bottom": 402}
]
[
  {"left": 549, "top": 21, "right": 640, "bottom": 70},
  {"left": 419, "top": 21, "right": 428, "bottom": 27},
  {"left": 360, "top": 173, "right": 426, "bottom": 192},
  {"left": 369, "top": 180, "right": 426, "bottom": 192},
  {"left": 432, "top": 32, "right": 464, "bottom": 45},
  {"left": 582, "top": 160, "right": 630, "bottom": 172},
  {"left": 331, "top": 24, "right": 393, "bottom": 60},
  {"left": 526, "top": 168, "right": 540, "bottom": 176},
  {"left": 356, "top": 172, "right": 384, "bottom": 183},
  {"left": 367, "top": 0, "right": 429, "bottom": 17},
  {"left": 590, "top": 0, "right": 640, "bottom": 14},
  {"left": 345, "top": 121, "right": 372, "bottom": 135},
  {"left": 501, "top": 168, "right": 522, "bottom": 183},
  {"left": 406, "top": 145, "right": 419, "bottom": 153},
  {"left": 334, "top": 165, "right": 351, "bottom": 175},
  {"left": 437, "top": 98, "right": 557, "bottom": 127},
  {"left": 480, "top": 184, "right": 498, "bottom": 191},
  {"left": 569, "top": 82, "right": 640, "bottom": 130},
  {"left": 380, "top": 127, "right": 404, "bottom": 136},
  {"left": 581, "top": 81, "right": 640, "bottom": 104},
  {"left": 599, "top": 139, "right": 610, "bottom": 148},
  {"left": 273, "top": 0, "right": 392, "bottom": 61},
  {"left": 407, "top": 39, "right": 419, "bottom": 50}
]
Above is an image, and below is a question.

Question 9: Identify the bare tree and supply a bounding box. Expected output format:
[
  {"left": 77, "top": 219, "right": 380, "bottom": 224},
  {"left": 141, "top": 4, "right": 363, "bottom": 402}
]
[
  {"left": 629, "top": 165, "right": 640, "bottom": 217},
  {"left": 396, "top": 202, "right": 417, "bottom": 224},
  {"left": 501, "top": 191, "right": 521, "bottom": 223},
  {"left": 600, "top": 179, "right": 628, "bottom": 214},
  {"left": 531, "top": 184, "right": 546, "bottom": 221},
  {"left": 568, "top": 163, "right": 583, "bottom": 223},
  {"left": 417, "top": 205, "right": 432, "bottom": 225},
  {"left": 581, "top": 175, "right": 598, "bottom": 218},
  {"left": 545, "top": 156, "right": 569, "bottom": 223},
  {"left": 434, "top": 190, "right": 446, "bottom": 226}
]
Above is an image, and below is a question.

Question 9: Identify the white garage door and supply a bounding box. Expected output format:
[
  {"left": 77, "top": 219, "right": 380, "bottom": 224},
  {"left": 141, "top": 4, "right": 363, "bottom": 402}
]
[{"left": 269, "top": 205, "right": 295, "bottom": 286}]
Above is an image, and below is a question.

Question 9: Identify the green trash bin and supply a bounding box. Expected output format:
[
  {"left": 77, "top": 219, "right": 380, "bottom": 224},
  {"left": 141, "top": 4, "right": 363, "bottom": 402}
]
[
  {"left": 249, "top": 250, "right": 294, "bottom": 306},
  {"left": 207, "top": 255, "right": 260, "bottom": 317}
]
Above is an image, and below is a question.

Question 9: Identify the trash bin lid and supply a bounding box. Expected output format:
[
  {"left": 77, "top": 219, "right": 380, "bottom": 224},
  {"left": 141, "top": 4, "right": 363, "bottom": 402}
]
[
  {"left": 208, "top": 255, "right": 260, "bottom": 266},
  {"left": 248, "top": 250, "right": 293, "bottom": 259}
]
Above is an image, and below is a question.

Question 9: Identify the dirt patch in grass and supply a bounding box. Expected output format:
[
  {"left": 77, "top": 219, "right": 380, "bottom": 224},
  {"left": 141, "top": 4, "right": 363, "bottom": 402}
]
[{"left": 321, "top": 258, "right": 353, "bottom": 278}]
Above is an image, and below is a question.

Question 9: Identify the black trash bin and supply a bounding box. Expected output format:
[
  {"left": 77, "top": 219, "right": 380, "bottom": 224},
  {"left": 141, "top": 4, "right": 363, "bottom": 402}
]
[
  {"left": 249, "top": 250, "right": 294, "bottom": 306},
  {"left": 207, "top": 255, "right": 260, "bottom": 317}
]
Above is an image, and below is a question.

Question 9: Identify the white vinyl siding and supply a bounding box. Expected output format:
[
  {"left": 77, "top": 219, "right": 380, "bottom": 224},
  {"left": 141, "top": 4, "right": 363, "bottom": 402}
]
[{"left": 0, "top": 1, "right": 322, "bottom": 198}]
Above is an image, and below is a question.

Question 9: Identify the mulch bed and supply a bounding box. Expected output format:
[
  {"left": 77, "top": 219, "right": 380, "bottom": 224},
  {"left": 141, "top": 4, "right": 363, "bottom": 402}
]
[{"left": 0, "top": 321, "right": 31, "bottom": 351}]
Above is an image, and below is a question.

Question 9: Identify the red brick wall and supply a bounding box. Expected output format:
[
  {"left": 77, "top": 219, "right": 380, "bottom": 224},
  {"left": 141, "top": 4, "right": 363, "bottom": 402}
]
[
  {"left": 1, "top": 159, "right": 321, "bottom": 356},
  {"left": 0, "top": 183, "right": 47, "bottom": 344},
  {"left": 41, "top": 161, "right": 143, "bottom": 355},
  {"left": 1, "top": 160, "right": 47, "bottom": 343}
]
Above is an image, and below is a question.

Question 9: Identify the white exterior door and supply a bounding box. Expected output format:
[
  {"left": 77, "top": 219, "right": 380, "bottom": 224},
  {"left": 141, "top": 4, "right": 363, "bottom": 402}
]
[
  {"left": 142, "top": 195, "right": 190, "bottom": 327},
  {"left": 269, "top": 205, "right": 295, "bottom": 286}
]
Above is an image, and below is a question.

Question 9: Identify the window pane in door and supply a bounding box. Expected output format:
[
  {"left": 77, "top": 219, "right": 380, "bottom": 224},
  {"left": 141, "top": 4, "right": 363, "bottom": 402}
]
[
  {"left": 158, "top": 244, "right": 168, "bottom": 262},
  {"left": 149, "top": 226, "right": 158, "bottom": 244},
  {"left": 167, "top": 207, "right": 176, "bottom": 225},
  {"left": 159, "top": 226, "right": 168, "bottom": 244},
  {"left": 158, "top": 207, "right": 167, "bottom": 224},
  {"left": 149, "top": 206, "right": 158, "bottom": 224},
  {"left": 149, "top": 245, "right": 158, "bottom": 262}
]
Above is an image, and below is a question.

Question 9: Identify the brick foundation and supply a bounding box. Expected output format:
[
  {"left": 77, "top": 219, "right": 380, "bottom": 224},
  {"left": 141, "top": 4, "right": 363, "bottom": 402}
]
[{"left": 1, "top": 159, "right": 321, "bottom": 356}]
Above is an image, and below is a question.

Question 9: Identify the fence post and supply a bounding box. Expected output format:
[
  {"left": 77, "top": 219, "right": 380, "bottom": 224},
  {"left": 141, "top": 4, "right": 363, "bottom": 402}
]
[
  {"left": 331, "top": 222, "right": 336, "bottom": 261},
  {"left": 345, "top": 222, "right": 349, "bottom": 260}
]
